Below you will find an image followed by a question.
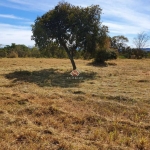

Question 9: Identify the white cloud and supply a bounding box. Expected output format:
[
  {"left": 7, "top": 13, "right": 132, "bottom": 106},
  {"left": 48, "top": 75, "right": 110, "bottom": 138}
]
[
  {"left": 0, "top": 0, "right": 55, "bottom": 12},
  {"left": 0, "top": 14, "right": 29, "bottom": 20},
  {"left": 23, "top": 21, "right": 34, "bottom": 25},
  {"left": 0, "top": 23, "right": 35, "bottom": 46},
  {"left": 105, "top": 22, "right": 139, "bottom": 35}
]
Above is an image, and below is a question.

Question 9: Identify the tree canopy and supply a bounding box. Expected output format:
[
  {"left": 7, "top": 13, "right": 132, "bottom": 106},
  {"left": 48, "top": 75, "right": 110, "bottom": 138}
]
[
  {"left": 133, "top": 32, "right": 150, "bottom": 49},
  {"left": 31, "top": 1, "right": 108, "bottom": 70},
  {"left": 111, "top": 35, "right": 128, "bottom": 51}
]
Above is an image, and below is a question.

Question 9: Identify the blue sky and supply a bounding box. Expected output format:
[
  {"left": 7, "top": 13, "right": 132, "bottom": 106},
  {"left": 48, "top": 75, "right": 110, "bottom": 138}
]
[{"left": 0, "top": 0, "right": 150, "bottom": 47}]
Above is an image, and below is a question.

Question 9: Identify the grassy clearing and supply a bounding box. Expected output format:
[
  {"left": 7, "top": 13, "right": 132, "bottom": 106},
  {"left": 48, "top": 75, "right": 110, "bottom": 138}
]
[{"left": 0, "top": 58, "right": 150, "bottom": 150}]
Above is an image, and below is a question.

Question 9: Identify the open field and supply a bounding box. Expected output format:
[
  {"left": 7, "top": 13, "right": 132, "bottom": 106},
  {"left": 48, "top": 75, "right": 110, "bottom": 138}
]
[{"left": 0, "top": 58, "right": 150, "bottom": 150}]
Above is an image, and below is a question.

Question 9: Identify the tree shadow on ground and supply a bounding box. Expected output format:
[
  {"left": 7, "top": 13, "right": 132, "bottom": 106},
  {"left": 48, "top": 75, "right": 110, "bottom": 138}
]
[
  {"left": 87, "top": 61, "right": 117, "bottom": 67},
  {"left": 4, "top": 68, "right": 97, "bottom": 88}
]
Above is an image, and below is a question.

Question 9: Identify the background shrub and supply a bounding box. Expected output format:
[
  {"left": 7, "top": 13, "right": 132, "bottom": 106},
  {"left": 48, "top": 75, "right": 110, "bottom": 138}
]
[
  {"left": 94, "top": 49, "right": 117, "bottom": 63},
  {"left": 7, "top": 51, "right": 18, "bottom": 58}
]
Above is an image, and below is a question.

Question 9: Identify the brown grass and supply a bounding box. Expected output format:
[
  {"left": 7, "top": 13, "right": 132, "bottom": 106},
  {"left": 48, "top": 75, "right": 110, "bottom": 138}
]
[{"left": 0, "top": 58, "right": 150, "bottom": 150}]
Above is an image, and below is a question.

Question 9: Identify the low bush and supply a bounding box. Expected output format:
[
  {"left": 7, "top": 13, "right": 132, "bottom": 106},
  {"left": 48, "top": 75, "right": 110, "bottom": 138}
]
[
  {"left": 7, "top": 51, "right": 18, "bottom": 58},
  {"left": 94, "top": 49, "right": 117, "bottom": 63}
]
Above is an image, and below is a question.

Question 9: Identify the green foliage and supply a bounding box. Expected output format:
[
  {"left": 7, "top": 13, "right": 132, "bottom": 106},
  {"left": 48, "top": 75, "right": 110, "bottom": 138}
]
[
  {"left": 0, "top": 43, "right": 71, "bottom": 59},
  {"left": 111, "top": 35, "right": 128, "bottom": 50},
  {"left": 8, "top": 51, "right": 18, "bottom": 58},
  {"left": 32, "top": 2, "right": 103, "bottom": 51},
  {"left": 31, "top": 1, "right": 108, "bottom": 69},
  {"left": 40, "top": 43, "right": 68, "bottom": 58},
  {"left": 82, "top": 51, "right": 92, "bottom": 60},
  {"left": 118, "top": 55, "right": 126, "bottom": 59},
  {"left": 52, "top": 47, "right": 68, "bottom": 58},
  {"left": 0, "top": 44, "right": 40, "bottom": 58},
  {"left": 30, "top": 47, "right": 41, "bottom": 58},
  {"left": 147, "top": 52, "right": 150, "bottom": 58},
  {"left": 119, "top": 47, "right": 147, "bottom": 59},
  {"left": 132, "top": 48, "right": 145, "bottom": 59},
  {"left": 0, "top": 49, "right": 7, "bottom": 57},
  {"left": 94, "top": 49, "right": 117, "bottom": 63}
]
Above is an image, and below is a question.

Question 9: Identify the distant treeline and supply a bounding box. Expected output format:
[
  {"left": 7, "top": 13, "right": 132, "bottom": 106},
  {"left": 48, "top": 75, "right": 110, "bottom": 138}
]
[
  {"left": 0, "top": 43, "right": 150, "bottom": 59},
  {"left": 0, "top": 43, "right": 85, "bottom": 59},
  {"left": 118, "top": 47, "right": 150, "bottom": 59}
]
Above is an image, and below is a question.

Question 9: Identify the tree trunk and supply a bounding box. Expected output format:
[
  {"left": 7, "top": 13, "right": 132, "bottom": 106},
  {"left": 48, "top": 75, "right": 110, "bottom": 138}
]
[
  {"left": 60, "top": 42, "right": 77, "bottom": 70},
  {"left": 66, "top": 49, "right": 76, "bottom": 70},
  {"left": 70, "top": 56, "right": 76, "bottom": 70}
]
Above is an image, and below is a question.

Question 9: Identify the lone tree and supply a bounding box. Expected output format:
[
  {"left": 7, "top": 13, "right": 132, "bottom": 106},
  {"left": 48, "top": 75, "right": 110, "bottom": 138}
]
[
  {"left": 133, "top": 32, "right": 150, "bottom": 49},
  {"left": 31, "top": 1, "right": 107, "bottom": 70}
]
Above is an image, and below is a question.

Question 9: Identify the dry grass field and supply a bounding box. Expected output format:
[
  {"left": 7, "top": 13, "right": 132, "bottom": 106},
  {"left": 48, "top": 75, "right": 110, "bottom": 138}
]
[{"left": 0, "top": 58, "right": 150, "bottom": 150}]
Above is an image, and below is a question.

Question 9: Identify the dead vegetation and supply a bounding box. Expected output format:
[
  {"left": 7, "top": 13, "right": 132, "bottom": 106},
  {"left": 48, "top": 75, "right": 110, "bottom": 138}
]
[{"left": 0, "top": 58, "right": 150, "bottom": 150}]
